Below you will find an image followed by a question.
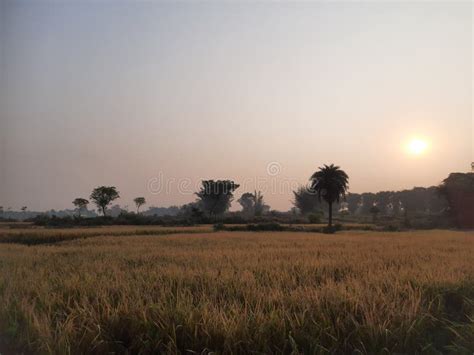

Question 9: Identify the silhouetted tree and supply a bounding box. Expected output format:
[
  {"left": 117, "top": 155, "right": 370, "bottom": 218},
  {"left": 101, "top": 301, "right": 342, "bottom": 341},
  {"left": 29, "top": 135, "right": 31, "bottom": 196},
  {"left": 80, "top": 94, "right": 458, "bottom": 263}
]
[
  {"left": 72, "top": 198, "right": 89, "bottom": 217},
  {"left": 399, "top": 187, "right": 429, "bottom": 215},
  {"left": 90, "top": 186, "right": 120, "bottom": 217},
  {"left": 133, "top": 197, "right": 146, "bottom": 214},
  {"left": 293, "top": 186, "right": 320, "bottom": 215},
  {"left": 426, "top": 186, "right": 447, "bottom": 213},
  {"left": 238, "top": 193, "right": 255, "bottom": 216},
  {"left": 310, "top": 164, "right": 349, "bottom": 228},
  {"left": 438, "top": 173, "right": 474, "bottom": 228},
  {"left": 195, "top": 180, "right": 239, "bottom": 218},
  {"left": 254, "top": 191, "right": 269, "bottom": 216},
  {"left": 179, "top": 202, "right": 205, "bottom": 222},
  {"left": 238, "top": 191, "right": 269, "bottom": 217}
]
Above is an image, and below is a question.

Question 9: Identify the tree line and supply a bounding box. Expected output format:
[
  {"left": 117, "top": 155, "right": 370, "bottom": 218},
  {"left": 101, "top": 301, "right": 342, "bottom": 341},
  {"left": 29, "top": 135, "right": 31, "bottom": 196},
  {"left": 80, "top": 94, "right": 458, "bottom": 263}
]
[
  {"left": 72, "top": 165, "right": 349, "bottom": 228},
  {"left": 3, "top": 166, "right": 472, "bottom": 228}
]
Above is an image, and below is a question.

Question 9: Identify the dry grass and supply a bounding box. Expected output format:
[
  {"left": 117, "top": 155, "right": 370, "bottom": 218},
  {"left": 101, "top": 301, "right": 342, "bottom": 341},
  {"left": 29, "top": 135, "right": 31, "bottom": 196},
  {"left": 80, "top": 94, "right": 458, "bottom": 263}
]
[{"left": 0, "top": 229, "right": 473, "bottom": 354}]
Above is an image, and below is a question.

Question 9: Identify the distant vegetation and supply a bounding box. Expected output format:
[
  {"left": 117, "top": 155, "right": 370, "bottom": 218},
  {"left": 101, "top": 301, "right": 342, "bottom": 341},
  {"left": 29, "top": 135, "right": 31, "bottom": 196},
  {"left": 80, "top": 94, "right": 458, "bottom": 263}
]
[{"left": 1, "top": 169, "right": 472, "bottom": 230}]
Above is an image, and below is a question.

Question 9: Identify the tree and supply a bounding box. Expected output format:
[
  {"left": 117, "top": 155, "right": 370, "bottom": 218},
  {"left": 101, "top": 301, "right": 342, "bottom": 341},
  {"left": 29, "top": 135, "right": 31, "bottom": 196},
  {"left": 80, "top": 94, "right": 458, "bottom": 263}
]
[
  {"left": 399, "top": 187, "right": 430, "bottom": 215},
  {"left": 389, "top": 195, "right": 402, "bottom": 216},
  {"left": 426, "top": 186, "right": 447, "bottom": 213},
  {"left": 133, "top": 197, "right": 146, "bottom": 213},
  {"left": 253, "top": 191, "right": 269, "bottom": 216},
  {"left": 438, "top": 173, "right": 474, "bottom": 228},
  {"left": 238, "top": 193, "right": 255, "bottom": 216},
  {"left": 179, "top": 202, "right": 205, "bottom": 223},
  {"left": 90, "top": 186, "right": 120, "bottom": 217},
  {"left": 108, "top": 204, "right": 125, "bottom": 217},
  {"left": 309, "top": 164, "right": 349, "bottom": 228},
  {"left": 72, "top": 198, "right": 89, "bottom": 217},
  {"left": 360, "top": 193, "right": 377, "bottom": 215},
  {"left": 369, "top": 205, "right": 380, "bottom": 223},
  {"left": 375, "top": 191, "right": 392, "bottom": 215},
  {"left": 293, "top": 186, "right": 320, "bottom": 215},
  {"left": 345, "top": 193, "right": 360, "bottom": 215},
  {"left": 238, "top": 191, "right": 269, "bottom": 217},
  {"left": 195, "top": 180, "right": 239, "bottom": 218}
]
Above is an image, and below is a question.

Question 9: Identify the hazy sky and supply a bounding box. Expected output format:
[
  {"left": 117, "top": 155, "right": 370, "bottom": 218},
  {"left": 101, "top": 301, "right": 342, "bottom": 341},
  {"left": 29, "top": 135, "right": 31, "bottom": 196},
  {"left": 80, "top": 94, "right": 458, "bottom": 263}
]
[{"left": 1, "top": 0, "right": 472, "bottom": 211}]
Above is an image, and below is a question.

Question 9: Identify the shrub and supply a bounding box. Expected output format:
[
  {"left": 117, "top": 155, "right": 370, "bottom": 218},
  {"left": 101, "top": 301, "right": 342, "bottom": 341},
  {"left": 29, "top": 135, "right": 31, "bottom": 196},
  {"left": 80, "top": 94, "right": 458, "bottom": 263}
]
[
  {"left": 307, "top": 213, "right": 322, "bottom": 224},
  {"left": 383, "top": 224, "right": 400, "bottom": 232},
  {"left": 322, "top": 226, "right": 336, "bottom": 234},
  {"left": 213, "top": 223, "right": 225, "bottom": 231},
  {"left": 247, "top": 223, "right": 285, "bottom": 231}
]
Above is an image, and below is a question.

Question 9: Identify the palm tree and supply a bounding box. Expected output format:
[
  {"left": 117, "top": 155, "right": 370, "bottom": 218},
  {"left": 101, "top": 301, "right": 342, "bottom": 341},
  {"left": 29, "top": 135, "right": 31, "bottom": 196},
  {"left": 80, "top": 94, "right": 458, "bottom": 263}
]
[{"left": 310, "top": 164, "right": 349, "bottom": 228}]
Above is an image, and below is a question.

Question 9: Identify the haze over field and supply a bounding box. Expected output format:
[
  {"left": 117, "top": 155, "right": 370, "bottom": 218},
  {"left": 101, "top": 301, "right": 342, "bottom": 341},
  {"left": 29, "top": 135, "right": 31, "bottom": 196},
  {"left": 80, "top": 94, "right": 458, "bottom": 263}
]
[{"left": 0, "top": 1, "right": 472, "bottom": 210}]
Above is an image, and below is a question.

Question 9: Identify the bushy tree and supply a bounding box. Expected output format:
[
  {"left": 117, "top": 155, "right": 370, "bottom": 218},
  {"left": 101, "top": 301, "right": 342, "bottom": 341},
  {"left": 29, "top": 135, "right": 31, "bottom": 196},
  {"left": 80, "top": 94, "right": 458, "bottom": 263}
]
[
  {"left": 310, "top": 164, "right": 349, "bottom": 228},
  {"left": 253, "top": 191, "right": 269, "bottom": 216},
  {"left": 438, "top": 173, "right": 474, "bottom": 228},
  {"left": 108, "top": 204, "right": 125, "bottom": 217},
  {"left": 360, "top": 193, "right": 377, "bottom": 215},
  {"left": 238, "top": 191, "right": 269, "bottom": 217},
  {"left": 133, "top": 197, "right": 146, "bottom": 214},
  {"left": 345, "top": 193, "right": 360, "bottom": 215},
  {"left": 293, "top": 186, "right": 320, "bottom": 215},
  {"left": 72, "top": 198, "right": 89, "bottom": 217},
  {"left": 179, "top": 202, "right": 205, "bottom": 222},
  {"left": 195, "top": 180, "right": 239, "bottom": 217},
  {"left": 375, "top": 191, "right": 391, "bottom": 215},
  {"left": 90, "top": 186, "right": 120, "bottom": 217},
  {"left": 426, "top": 186, "right": 447, "bottom": 213},
  {"left": 238, "top": 193, "right": 255, "bottom": 216}
]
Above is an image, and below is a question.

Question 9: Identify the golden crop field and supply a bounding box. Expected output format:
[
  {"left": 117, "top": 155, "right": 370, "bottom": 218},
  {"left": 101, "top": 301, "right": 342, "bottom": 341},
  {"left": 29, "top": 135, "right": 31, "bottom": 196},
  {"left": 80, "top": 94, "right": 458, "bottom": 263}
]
[
  {"left": 0, "top": 224, "right": 213, "bottom": 245},
  {"left": 0, "top": 228, "right": 473, "bottom": 354}
]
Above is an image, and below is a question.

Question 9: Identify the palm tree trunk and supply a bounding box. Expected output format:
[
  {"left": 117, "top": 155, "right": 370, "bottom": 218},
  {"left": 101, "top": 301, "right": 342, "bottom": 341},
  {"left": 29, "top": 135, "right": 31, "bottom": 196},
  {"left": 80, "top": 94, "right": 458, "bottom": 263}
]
[{"left": 328, "top": 202, "right": 333, "bottom": 228}]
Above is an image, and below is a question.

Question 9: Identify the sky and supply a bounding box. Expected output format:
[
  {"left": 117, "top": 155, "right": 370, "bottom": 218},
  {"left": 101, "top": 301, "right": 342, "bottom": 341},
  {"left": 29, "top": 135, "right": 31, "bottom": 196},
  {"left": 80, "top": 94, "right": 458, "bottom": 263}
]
[{"left": 0, "top": 0, "right": 472, "bottom": 211}]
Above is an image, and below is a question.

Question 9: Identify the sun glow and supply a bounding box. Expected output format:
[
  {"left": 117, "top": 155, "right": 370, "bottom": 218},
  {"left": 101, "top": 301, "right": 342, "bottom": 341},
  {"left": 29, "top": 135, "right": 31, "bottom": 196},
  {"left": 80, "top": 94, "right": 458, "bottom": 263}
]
[{"left": 407, "top": 138, "right": 428, "bottom": 156}]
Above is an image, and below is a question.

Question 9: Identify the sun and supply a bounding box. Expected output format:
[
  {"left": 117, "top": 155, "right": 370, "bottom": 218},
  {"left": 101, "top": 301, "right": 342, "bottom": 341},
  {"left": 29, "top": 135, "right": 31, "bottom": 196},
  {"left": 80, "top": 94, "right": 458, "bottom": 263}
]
[{"left": 408, "top": 138, "right": 428, "bottom": 155}]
